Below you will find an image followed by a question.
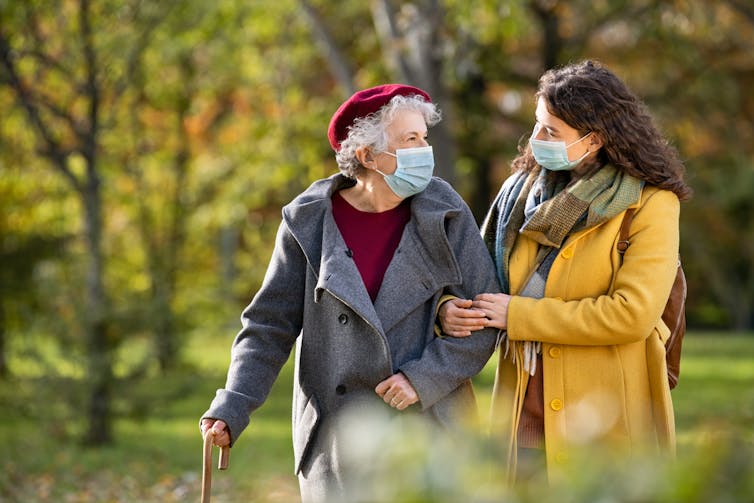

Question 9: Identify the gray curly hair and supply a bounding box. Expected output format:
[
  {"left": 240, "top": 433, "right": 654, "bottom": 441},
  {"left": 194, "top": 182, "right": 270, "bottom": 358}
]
[{"left": 335, "top": 94, "right": 441, "bottom": 178}]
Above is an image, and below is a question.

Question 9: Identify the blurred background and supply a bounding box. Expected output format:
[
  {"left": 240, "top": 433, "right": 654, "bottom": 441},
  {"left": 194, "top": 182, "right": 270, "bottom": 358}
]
[{"left": 1, "top": 1, "right": 753, "bottom": 501}]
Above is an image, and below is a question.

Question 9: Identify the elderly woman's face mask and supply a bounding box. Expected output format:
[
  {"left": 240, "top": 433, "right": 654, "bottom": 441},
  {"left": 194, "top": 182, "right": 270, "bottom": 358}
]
[{"left": 377, "top": 146, "right": 435, "bottom": 198}]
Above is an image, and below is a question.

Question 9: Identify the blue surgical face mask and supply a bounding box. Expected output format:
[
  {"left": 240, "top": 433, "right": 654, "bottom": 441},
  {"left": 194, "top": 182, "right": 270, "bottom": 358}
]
[
  {"left": 529, "top": 123, "right": 592, "bottom": 171},
  {"left": 378, "top": 146, "right": 434, "bottom": 198}
]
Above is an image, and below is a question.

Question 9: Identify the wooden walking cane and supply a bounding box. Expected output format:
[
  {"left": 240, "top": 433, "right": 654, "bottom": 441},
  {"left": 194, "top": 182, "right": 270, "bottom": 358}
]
[{"left": 201, "top": 429, "right": 230, "bottom": 503}]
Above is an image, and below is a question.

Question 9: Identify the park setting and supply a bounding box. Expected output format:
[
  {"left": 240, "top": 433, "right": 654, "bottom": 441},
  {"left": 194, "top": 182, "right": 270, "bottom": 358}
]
[{"left": 1, "top": 1, "right": 753, "bottom": 502}]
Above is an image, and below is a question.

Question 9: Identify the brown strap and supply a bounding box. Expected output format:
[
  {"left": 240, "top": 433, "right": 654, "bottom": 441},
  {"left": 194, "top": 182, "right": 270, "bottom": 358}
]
[
  {"left": 616, "top": 206, "right": 686, "bottom": 390},
  {"left": 202, "top": 430, "right": 230, "bottom": 503},
  {"left": 617, "top": 208, "right": 636, "bottom": 254}
]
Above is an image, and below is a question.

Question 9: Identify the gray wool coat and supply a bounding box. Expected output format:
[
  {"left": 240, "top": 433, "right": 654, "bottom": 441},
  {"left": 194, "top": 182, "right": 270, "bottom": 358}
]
[{"left": 202, "top": 173, "right": 500, "bottom": 500}]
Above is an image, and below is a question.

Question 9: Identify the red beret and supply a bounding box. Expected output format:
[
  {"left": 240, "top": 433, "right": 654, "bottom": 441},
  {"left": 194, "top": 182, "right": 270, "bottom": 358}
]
[{"left": 327, "top": 84, "right": 432, "bottom": 151}]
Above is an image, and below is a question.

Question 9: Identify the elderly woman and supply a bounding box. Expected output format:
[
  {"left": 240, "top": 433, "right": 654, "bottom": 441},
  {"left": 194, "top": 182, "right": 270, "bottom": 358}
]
[
  {"left": 439, "top": 61, "right": 692, "bottom": 482},
  {"left": 201, "top": 84, "right": 499, "bottom": 502}
]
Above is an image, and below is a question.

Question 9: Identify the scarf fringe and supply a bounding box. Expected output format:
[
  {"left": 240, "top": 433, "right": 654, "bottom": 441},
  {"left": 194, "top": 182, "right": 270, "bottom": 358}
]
[
  {"left": 506, "top": 342, "right": 532, "bottom": 485},
  {"left": 502, "top": 335, "right": 540, "bottom": 377}
]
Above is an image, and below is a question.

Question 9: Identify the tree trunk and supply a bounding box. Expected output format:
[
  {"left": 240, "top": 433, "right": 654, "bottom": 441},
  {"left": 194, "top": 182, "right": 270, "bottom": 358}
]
[
  {"left": 530, "top": 0, "right": 563, "bottom": 70},
  {"left": 370, "top": 0, "right": 457, "bottom": 184},
  {"left": 0, "top": 302, "right": 7, "bottom": 378},
  {"left": 299, "top": 0, "right": 356, "bottom": 97},
  {"left": 81, "top": 188, "right": 113, "bottom": 444},
  {"left": 154, "top": 281, "right": 177, "bottom": 372},
  {"left": 732, "top": 301, "right": 752, "bottom": 331},
  {"left": 77, "top": 0, "right": 113, "bottom": 445},
  {"left": 81, "top": 155, "right": 113, "bottom": 445}
]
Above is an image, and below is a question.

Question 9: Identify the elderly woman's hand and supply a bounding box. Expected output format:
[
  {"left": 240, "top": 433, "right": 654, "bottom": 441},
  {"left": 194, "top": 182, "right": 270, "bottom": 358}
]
[
  {"left": 438, "top": 298, "right": 488, "bottom": 337},
  {"left": 200, "top": 418, "right": 231, "bottom": 447},
  {"left": 472, "top": 293, "right": 511, "bottom": 330},
  {"left": 375, "top": 372, "right": 419, "bottom": 411}
]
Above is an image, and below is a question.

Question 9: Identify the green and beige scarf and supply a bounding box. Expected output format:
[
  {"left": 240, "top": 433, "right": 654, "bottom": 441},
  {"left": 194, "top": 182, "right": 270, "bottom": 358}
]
[{"left": 482, "top": 164, "right": 643, "bottom": 372}]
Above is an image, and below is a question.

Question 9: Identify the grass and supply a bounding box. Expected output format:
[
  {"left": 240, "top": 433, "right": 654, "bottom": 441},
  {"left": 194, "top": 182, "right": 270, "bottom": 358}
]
[
  {"left": 672, "top": 334, "right": 754, "bottom": 447},
  {"left": 0, "top": 331, "right": 752, "bottom": 502}
]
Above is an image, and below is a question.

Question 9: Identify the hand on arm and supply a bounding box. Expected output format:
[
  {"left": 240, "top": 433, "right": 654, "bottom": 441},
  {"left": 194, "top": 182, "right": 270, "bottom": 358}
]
[
  {"left": 438, "top": 298, "right": 488, "bottom": 337},
  {"left": 472, "top": 293, "right": 511, "bottom": 330},
  {"left": 375, "top": 372, "right": 419, "bottom": 411}
]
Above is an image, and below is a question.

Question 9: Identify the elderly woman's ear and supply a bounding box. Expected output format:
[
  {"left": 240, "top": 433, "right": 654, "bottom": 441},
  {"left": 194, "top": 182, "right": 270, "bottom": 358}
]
[{"left": 355, "top": 146, "right": 375, "bottom": 169}]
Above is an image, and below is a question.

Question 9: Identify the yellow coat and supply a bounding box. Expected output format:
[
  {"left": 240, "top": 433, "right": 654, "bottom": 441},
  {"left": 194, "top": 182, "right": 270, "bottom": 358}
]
[{"left": 491, "top": 185, "right": 678, "bottom": 477}]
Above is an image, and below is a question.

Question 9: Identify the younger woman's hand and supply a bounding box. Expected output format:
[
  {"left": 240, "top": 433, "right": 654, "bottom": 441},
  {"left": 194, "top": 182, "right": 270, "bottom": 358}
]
[
  {"left": 438, "top": 298, "right": 488, "bottom": 337},
  {"left": 472, "top": 293, "right": 511, "bottom": 330}
]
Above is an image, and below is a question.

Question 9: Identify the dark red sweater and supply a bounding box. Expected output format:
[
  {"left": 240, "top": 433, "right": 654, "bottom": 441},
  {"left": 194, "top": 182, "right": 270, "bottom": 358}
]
[{"left": 331, "top": 191, "right": 411, "bottom": 302}]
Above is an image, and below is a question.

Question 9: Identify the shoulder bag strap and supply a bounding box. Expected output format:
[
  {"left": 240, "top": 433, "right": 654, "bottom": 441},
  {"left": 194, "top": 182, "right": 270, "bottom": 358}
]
[{"left": 617, "top": 208, "right": 636, "bottom": 255}]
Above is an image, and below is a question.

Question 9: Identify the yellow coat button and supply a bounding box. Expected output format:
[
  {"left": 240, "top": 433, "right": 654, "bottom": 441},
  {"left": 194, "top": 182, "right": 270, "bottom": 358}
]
[
  {"left": 550, "top": 398, "right": 563, "bottom": 411},
  {"left": 548, "top": 346, "right": 561, "bottom": 358},
  {"left": 561, "top": 248, "right": 573, "bottom": 259},
  {"left": 554, "top": 452, "right": 567, "bottom": 464}
]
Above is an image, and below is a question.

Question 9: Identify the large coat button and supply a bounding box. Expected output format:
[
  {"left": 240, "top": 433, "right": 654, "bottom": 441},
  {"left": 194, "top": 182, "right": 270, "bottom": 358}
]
[
  {"left": 338, "top": 313, "right": 348, "bottom": 325},
  {"left": 336, "top": 385, "right": 347, "bottom": 395}
]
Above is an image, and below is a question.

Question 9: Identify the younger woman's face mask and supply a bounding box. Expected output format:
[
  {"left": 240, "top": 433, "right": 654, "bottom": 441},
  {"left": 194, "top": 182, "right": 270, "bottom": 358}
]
[
  {"left": 378, "top": 146, "right": 434, "bottom": 198},
  {"left": 529, "top": 123, "right": 592, "bottom": 171}
]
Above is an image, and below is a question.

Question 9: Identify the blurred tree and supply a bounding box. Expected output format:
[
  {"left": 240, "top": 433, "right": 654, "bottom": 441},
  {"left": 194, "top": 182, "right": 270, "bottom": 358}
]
[
  {"left": 0, "top": 232, "right": 67, "bottom": 378},
  {"left": 113, "top": 2, "right": 241, "bottom": 372},
  {"left": 0, "top": 0, "right": 117, "bottom": 444},
  {"left": 299, "top": 0, "right": 458, "bottom": 181},
  {"left": 666, "top": 0, "right": 754, "bottom": 329},
  {"left": 122, "top": 3, "right": 189, "bottom": 373},
  {"left": 0, "top": 74, "right": 76, "bottom": 380}
]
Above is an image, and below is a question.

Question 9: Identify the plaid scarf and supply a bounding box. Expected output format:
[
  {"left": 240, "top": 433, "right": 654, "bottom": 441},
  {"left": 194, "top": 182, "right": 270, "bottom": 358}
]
[{"left": 482, "top": 164, "right": 643, "bottom": 296}]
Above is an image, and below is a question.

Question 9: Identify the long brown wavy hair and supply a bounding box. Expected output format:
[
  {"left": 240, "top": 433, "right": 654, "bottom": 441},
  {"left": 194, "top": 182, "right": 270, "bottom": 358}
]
[{"left": 512, "top": 60, "right": 692, "bottom": 201}]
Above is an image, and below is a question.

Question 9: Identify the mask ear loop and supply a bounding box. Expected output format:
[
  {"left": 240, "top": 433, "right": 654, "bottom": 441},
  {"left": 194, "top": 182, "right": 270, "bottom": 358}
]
[
  {"left": 565, "top": 131, "right": 593, "bottom": 148},
  {"left": 374, "top": 150, "right": 397, "bottom": 177},
  {"left": 571, "top": 132, "right": 595, "bottom": 163}
]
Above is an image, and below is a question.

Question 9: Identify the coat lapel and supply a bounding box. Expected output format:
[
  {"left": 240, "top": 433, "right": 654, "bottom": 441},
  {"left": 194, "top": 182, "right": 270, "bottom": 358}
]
[
  {"left": 315, "top": 215, "right": 384, "bottom": 333},
  {"left": 374, "top": 193, "right": 462, "bottom": 334},
  {"left": 284, "top": 174, "right": 385, "bottom": 333}
]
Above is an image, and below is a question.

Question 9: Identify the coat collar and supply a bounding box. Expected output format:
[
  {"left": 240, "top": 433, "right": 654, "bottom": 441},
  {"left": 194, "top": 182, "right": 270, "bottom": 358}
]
[{"left": 283, "top": 173, "right": 463, "bottom": 334}]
